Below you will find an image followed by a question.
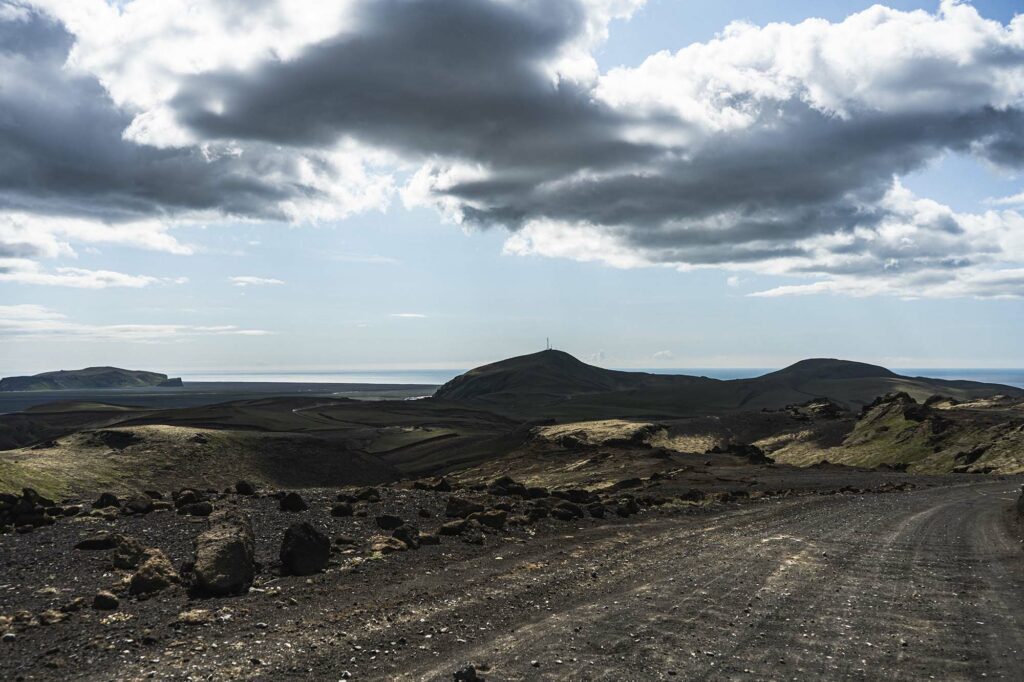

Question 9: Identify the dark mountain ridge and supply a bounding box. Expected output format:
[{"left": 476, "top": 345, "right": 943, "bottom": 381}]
[
  {"left": 0, "top": 367, "right": 182, "bottom": 392},
  {"left": 434, "top": 351, "right": 1022, "bottom": 416}
]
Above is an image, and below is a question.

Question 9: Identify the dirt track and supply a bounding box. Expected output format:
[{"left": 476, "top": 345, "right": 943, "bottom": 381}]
[
  {"left": 4, "top": 480, "right": 1023, "bottom": 681},
  {"left": 269, "top": 480, "right": 1024, "bottom": 680}
]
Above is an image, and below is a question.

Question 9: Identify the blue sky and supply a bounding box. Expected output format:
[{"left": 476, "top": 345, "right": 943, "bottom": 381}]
[{"left": 1, "top": 0, "right": 1023, "bottom": 375}]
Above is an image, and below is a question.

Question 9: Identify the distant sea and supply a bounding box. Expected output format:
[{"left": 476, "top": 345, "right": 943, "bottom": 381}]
[{"left": 177, "top": 367, "right": 1024, "bottom": 389}]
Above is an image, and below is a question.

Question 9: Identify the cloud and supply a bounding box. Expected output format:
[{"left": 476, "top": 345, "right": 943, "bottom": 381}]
[
  {"left": 3, "top": 0, "right": 1024, "bottom": 298},
  {"left": 0, "top": 304, "right": 272, "bottom": 341},
  {"left": 652, "top": 350, "right": 674, "bottom": 360},
  {"left": 230, "top": 276, "right": 285, "bottom": 287},
  {"left": 390, "top": 313, "right": 427, "bottom": 318},
  {"left": 726, "top": 276, "right": 742, "bottom": 288},
  {"left": 0, "top": 258, "right": 184, "bottom": 288},
  {"left": 989, "top": 191, "right": 1024, "bottom": 207}
]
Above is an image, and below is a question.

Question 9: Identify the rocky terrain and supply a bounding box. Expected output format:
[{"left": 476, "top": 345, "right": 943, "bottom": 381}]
[
  {"left": 1, "top": 471, "right": 1022, "bottom": 680},
  {"left": 2, "top": 352, "right": 1023, "bottom": 679}
]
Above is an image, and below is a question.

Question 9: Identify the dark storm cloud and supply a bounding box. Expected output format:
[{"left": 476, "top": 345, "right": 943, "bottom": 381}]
[
  {"left": 175, "top": 0, "right": 649, "bottom": 176},
  {"left": 168, "top": 0, "right": 1024, "bottom": 276},
  {"left": 0, "top": 8, "right": 334, "bottom": 224}
]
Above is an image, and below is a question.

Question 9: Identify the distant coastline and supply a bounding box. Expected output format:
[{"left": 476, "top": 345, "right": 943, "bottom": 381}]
[{"left": 173, "top": 367, "right": 1024, "bottom": 389}]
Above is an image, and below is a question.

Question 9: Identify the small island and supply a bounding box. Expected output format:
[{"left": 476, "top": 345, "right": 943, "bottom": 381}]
[{"left": 0, "top": 367, "right": 183, "bottom": 392}]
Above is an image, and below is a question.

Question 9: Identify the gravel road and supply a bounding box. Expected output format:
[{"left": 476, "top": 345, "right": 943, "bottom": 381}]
[{"left": 312, "top": 481, "right": 1024, "bottom": 680}]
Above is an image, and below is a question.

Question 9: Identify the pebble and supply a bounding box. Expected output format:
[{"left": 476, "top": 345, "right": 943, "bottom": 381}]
[{"left": 2, "top": 632, "right": 15, "bottom": 643}]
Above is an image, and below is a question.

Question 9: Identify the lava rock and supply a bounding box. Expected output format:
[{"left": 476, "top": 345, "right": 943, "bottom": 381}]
[
  {"left": 369, "top": 535, "right": 408, "bottom": 553},
  {"left": 92, "top": 492, "right": 120, "bottom": 509},
  {"left": 112, "top": 535, "right": 146, "bottom": 569},
  {"left": 75, "top": 532, "right": 122, "bottom": 550},
  {"left": 453, "top": 665, "right": 484, "bottom": 681},
  {"left": 178, "top": 501, "right": 213, "bottom": 517},
  {"left": 92, "top": 591, "right": 119, "bottom": 610},
  {"left": 439, "top": 519, "right": 469, "bottom": 535},
  {"left": 469, "top": 509, "right": 507, "bottom": 529},
  {"left": 279, "top": 492, "right": 309, "bottom": 512},
  {"left": 392, "top": 524, "right": 421, "bottom": 549},
  {"left": 551, "top": 501, "right": 585, "bottom": 521},
  {"left": 234, "top": 480, "right": 256, "bottom": 495},
  {"left": 280, "top": 522, "right": 330, "bottom": 575},
  {"left": 124, "top": 494, "right": 154, "bottom": 515},
  {"left": 375, "top": 514, "right": 405, "bottom": 530},
  {"left": 192, "top": 510, "right": 256, "bottom": 597},
  {"left": 129, "top": 549, "right": 177, "bottom": 596},
  {"left": 446, "top": 496, "right": 485, "bottom": 518},
  {"left": 331, "top": 502, "right": 354, "bottom": 517}
]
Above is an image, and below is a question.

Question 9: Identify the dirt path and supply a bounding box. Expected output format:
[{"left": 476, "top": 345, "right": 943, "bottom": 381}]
[{"left": 260, "top": 481, "right": 1024, "bottom": 680}]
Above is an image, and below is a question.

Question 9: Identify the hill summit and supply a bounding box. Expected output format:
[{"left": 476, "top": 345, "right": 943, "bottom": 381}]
[{"left": 433, "top": 349, "right": 665, "bottom": 404}]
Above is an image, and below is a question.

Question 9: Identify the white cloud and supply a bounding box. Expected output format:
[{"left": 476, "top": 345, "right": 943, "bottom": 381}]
[
  {"left": 230, "top": 276, "right": 285, "bottom": 287},
  {"left": 726, "top": 276, "right": 742, "bottom": 287},
  {"left": 652, "top": 350, "right": 674, "bottom": 360},
  {"left": 0, "top": 304, "right": 272, "bottom": 341},
  {"left": 390, "top": 313, "right": 427, "bottom": 319},
  {"left": 988, "top": 191, "right": 1024, "bottom": 207},
  {"left": 0, "top": 258, "right": 186, "bottom": 288}
]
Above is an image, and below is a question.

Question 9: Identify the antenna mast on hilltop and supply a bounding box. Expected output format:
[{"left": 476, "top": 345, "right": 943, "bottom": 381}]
[{"left": 546, "top": 337, "right": 550, "bottom": 350}]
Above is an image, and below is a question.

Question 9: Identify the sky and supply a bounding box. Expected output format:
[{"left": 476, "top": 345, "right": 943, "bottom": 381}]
[{"left": 1, "top": 0, "right": 1024, "bottom": 375}]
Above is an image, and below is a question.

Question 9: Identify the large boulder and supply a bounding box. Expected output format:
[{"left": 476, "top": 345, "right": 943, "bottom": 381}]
[
  {"left": 192, "top": 510, "right": 256, "bottom": 597},
  {"left": 280, "top": 522, "right": 330, "bottom": 576}
]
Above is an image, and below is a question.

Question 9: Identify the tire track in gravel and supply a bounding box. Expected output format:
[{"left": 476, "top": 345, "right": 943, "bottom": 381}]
[{"left": 403, "top": 481, "right": 1024, "bottom": 681}]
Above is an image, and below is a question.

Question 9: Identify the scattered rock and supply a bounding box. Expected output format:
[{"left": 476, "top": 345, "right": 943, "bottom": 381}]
[
  {"left": 75, "top": 532, "right": 122, "bottom": 551},
  {"left": 331, "top": 502, "right": 354, "bottom": 517},
  {"left": 192, "top": 510, "right": 256, "bottom": 597},
  {"left": 418, "top": 532, "right": 441, "bottom": 546},
  {"left": 92, "top": 492, "right": 120, "bottom": 509},
  {"left": 279, "top": 492, "right": 309, "bottom": 512},
  {"left": 176, "top": 609, "right": 212, "bottom": 626},
  {"left": 392, "top": 524, "right": 421, "bottom": 549},
  {"left": 453, "top": 664, "right": 484, "bottom": 681},
  {"left": 129, "top": 549, "right": 177, "bottom": 597},
  {"left": 234, "top": 480, "right": 256, "bottom": 495},
  {"left": 280, "top": 522, "right": 330, "bottom": 575},
  {"left": 124, "top": 494, "right": 154, "bottom": 515},
  {"left": 487, "top": 476, "right": 529, "bottom": 497},
  {"left": 92, "top": 591, "right": 119, "bottom": 610},
  {"left": 375, "top": 514, "right": 405, "bottom": 530},
  {"left": 446, "top": 496, "right": 485, "bottom": 518},
  {"left": 469, "top": 509, "right": 507, "bottom": 529},
  {"left": 173, "top": 489, "right": 204, "bottom": 508},
  {"left": 112, "top": 535, "right": 146, "bottom": 569},
  {"left": 38, "top": 609, "right": 68, "bottom": 625},
  {"left": 439, "top": 519, "right": 469, "bottom": 536},
  {"left": 370, "top": 535, "right": 408, "bottom": 554},
  {"left": 551, "top": 501, "right": 584, "bottom": 521},
  {"left": 178, "top": 501, "right": 213, "bottom": 517},
  {"left": 413, "top": 477, "right": 452, "bottom": 492}
]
